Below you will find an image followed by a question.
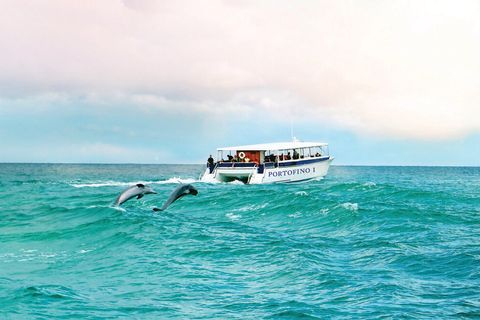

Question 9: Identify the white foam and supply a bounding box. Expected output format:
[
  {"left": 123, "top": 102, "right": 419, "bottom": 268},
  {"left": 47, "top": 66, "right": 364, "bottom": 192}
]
[
  {"left": 226, "top": 212, "right": 241, "bottom": 221},
  {"left": 363, "top": 182, "right": 376, "bottom": 187},
  {"left": 72, "top": 181, "right": 131, "bottom": 188},
  {"left": 233, "top": 203, "right": 268, "bottom": 212},
  {"left": 340, "top": 202, "right": 359, "bottom": 211},
  {"left": 159, "top": 177, "right": 197, "bottom": 185},
  {"left": 228, "top": 180, "right": 245, "bottom": 185},
  {"left": 319, "top": 208, "right": 330, "bottom": 215},
  {"left": 71, "top": 177, "right": 198, "bottom": 188},
  {"left": 21, "top": 249, "right": 38, "bottom": 253},
  {"left": 295, "top": 191, "right": 308, "bottom": 196},
  {"left": 288, "top": 212, "right": 303, "bottom": 218}
]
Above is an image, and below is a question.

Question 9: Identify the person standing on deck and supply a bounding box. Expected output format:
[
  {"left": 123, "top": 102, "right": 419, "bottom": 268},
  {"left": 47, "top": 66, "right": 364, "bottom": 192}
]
[{"left": 207, "top": 155, "right": 215, "bottom": 173}]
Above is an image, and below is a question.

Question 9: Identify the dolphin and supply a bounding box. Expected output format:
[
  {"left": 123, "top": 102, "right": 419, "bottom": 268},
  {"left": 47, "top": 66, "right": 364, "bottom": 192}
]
[
  {"left": 153, "top": 184, "right": 198, "bottom": 211},
  {"left": 114, "top": 183, "right": 157, "bottom": 206}
]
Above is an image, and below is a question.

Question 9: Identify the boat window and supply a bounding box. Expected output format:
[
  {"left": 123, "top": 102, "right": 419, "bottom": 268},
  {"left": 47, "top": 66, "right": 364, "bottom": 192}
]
[
  {"left": 321, "top": 145, "right": 329, "bottom": 157},
  {"left": 264, "top": 150, "right": 276, "bottom": 163}
]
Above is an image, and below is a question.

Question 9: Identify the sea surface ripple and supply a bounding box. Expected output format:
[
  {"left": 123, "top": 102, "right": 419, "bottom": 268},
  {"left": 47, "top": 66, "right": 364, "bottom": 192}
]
[{"left": 0, "top": 164, "right": 479, "bottom": 319}]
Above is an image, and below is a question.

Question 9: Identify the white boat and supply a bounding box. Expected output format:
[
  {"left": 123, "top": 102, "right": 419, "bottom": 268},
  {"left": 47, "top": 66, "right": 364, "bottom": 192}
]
[{"left": 201, "top": 141, "right": 333, "bottom": 184}]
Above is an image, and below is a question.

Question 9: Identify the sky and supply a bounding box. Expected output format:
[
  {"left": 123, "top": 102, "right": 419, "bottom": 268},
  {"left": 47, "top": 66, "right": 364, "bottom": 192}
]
[{"left": 0, "top": 0, "right": 479, "bottom": 165}]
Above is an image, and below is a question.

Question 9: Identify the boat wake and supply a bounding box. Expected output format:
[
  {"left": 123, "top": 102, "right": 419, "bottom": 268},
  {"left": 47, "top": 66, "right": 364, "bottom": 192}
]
[{"left": 70, "top": 177, "right": 198, "bottom": 188}]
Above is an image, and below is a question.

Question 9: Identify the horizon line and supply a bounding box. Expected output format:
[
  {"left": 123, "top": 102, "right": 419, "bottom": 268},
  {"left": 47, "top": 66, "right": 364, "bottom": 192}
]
[{"left": 0, "top": 162, "right": 479, "bottom": 168}]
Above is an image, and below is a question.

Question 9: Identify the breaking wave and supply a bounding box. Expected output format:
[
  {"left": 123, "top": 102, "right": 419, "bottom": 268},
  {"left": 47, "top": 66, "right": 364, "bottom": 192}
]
[{"left": 70, "top": 177, "right": 198, "bottom": 188}]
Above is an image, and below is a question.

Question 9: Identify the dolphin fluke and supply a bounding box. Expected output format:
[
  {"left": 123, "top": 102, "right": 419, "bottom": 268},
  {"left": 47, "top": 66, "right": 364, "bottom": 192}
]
[{"left": 152, "top": 184, "right": 198, "bottom": 211}]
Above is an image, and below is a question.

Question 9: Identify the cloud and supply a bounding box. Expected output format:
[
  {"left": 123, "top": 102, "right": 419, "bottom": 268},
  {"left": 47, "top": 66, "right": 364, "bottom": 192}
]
[
  {"left": 0, "top": 141, "right": 173, "bottom": 163},
  {"left": 0, "top": 0, "right": 479, "bottom": 140}
]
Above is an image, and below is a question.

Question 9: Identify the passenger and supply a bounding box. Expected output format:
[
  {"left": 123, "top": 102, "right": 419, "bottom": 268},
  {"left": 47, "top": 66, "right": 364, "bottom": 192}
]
[
  {"left": 207, "top": 155, "right": 215, "bottom": 173},
  {"left": 227, "top": 155, "right": 233, "bottom": 162},
  {"left": 293, "top": 149, "right": 299, "bottom": 160},
  {"left": 279, "top": 153, "right": 284, "bottom": 161},
  {"left": 285, "top": 152, "right": 291, "bottom": 160},
  {"left": 315, "top": 152, "right": 321, "bottom": 157}
]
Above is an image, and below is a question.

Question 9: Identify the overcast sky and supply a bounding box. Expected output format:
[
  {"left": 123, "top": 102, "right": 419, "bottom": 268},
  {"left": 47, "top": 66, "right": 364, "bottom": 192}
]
[{"left": 1, "top": 0, "right": 479, "bottom": 165}]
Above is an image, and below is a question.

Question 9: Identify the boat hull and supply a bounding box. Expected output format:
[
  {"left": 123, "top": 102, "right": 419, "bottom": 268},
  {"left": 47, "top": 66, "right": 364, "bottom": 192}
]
[{"left": 201, "top": 157, "right": 333, "bottom": 184}]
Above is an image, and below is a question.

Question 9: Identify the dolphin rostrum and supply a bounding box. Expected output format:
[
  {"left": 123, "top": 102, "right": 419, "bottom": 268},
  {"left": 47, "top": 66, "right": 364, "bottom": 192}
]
[
  {"left": 153, "top": 184, "right": 198, "bottom": 211},
  {"left": 114, "top": 183, "right": 157, "bottom": 206}
]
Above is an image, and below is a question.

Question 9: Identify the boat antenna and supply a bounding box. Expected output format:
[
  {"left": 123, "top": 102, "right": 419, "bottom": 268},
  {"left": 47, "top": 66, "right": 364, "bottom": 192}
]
[
  {"left": 289, "top": 108, "right": 299, "bottom": 142},
  {"left": 290, "top": 116, "right": 294, "bottom": 141},
  {"left": 290, "top": 114, "right": 299, "bottom": 142}
]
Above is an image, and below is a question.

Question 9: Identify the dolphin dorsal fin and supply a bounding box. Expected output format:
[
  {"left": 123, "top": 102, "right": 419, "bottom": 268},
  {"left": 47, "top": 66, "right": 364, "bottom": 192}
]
[{"left": 136, "top": 183, "right": 145, "bottom": 188}]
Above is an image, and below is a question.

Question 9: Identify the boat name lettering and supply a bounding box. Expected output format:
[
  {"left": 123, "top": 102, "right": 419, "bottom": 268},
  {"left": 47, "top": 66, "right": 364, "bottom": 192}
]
[{"left": 267, "top": 167, "right": 311, "bottom": 177}]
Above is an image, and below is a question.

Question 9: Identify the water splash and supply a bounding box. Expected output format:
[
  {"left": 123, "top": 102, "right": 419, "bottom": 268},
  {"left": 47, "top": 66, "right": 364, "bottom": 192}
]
[{"left": 339, "top": 202, "right": 359, "bottom": 211}]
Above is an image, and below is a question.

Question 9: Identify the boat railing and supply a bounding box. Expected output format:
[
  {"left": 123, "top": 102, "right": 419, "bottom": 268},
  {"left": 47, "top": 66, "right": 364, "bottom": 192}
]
[
  {"left": 263, "top": 162, "right": 276, "bottom": 168},
  {"left": 216, "top": 162, "right": 257, "bottom": 168},
  {"left": 262, "top": 155, "right": 330, "bottom": 167},
  {"left": 278, "top": 154, "right": 327, "bottom": 162},
  {"left": 209, "top": 154, "right": 329, "bottom": 171}
]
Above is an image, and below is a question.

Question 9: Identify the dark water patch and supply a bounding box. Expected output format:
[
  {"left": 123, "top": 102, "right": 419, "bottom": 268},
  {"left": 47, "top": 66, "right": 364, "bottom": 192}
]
[
  {"left": 266, "top": 310, "right": 322, "bottom": 319},
  {"left": 19, "top": 285, "right": 84, "bottom": 300}
]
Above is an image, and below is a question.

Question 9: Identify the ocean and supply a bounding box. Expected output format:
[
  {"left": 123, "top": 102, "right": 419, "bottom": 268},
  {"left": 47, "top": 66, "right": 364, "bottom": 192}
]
[{"left": 1, "top": 164, "right": 479, "bottom": 319}]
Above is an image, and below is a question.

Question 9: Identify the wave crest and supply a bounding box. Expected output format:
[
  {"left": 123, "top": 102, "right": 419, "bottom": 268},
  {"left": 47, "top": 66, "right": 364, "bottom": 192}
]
[
  {"left": 71, "top": 177, "right": 197, "bottom": 188},
  {"left": 340, "top": 202, "right": 359, "bottom": 211}
]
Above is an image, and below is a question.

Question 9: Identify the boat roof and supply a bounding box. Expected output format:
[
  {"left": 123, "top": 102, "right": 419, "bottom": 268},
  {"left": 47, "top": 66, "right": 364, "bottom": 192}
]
[{"left": 217, "top": 141, "right": 328, "bottom": 151}]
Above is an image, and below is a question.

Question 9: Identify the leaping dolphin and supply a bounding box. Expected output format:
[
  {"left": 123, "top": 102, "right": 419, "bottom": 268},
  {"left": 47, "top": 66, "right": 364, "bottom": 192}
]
[
  {"left": 114, "top": 183, "right": 157, "bottom": 206},
  {"left": 153, "top": 184, "right": 198, "bottom": 211}
]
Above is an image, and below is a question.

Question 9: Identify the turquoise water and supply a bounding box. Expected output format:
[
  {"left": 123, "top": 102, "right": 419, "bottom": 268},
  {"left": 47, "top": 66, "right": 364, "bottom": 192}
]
[{"left": 1, "top": 164, "right": 479, "bottom": 319}]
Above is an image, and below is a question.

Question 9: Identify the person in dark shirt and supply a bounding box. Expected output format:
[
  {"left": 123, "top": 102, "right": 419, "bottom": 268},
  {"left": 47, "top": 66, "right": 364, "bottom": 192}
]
[
  {"left": 207, "top": 155, "right": 215, "bottom": 173},
  {"left": 293, "top": 149, "right": 299, "bottom": 160}
]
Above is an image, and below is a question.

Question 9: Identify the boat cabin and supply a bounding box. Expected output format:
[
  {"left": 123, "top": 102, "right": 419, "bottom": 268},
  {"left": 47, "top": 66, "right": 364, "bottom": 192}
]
[{"left": 217, "top": 142, "right": 329, "bottom": 164}]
